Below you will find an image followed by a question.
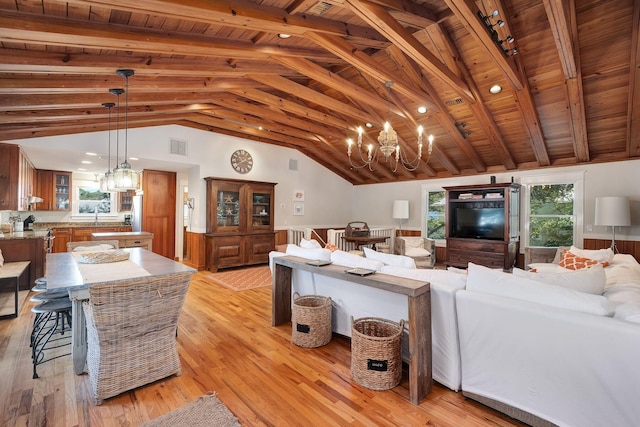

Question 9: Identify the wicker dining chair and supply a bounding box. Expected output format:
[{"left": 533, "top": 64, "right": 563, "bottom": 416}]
[
  {"left": 82, "top": 271, "right": 194, "bottom": 405},
  {"left": 66, "top": 240, "right": 120, "bottom": 252}
]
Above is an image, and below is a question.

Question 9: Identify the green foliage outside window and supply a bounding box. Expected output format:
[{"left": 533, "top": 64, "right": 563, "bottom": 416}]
[
  {"left": 426, "top": 191, "right": 445, "bottom": 240},
  {"left": 529, "top": 184, "right": 574, "bottom": 247}
]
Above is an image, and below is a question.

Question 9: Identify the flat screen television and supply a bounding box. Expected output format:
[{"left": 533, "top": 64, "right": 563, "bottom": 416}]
[{"left": 453, "top": 207, "right": 505, "bottom": 240}]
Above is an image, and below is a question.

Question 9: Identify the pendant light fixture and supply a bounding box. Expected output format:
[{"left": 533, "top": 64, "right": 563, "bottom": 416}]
[
  {"left": 99, "top": 101, "right": 115, "bottom": 192},
  {"left": 110, "top": 69, "right": 141, "bottom": 191},
  {"left": 107, "top": 88, "right": 127, "bottom": 192}
]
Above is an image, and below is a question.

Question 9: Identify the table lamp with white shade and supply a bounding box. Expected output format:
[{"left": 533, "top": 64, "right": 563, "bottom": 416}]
[
  {"left": 392, "top": 200, "right": 409, "bottom": 236},
  {"left": 595, "top": 196, "right": 630, "bottom": 252}
]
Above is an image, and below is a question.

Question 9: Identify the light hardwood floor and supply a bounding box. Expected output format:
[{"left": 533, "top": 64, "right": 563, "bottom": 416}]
[{"left": 0, "top": 271, "right": 525, "bottom": 427}]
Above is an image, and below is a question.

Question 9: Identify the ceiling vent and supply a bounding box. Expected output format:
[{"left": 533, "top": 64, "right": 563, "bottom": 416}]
[
  {"left": 169, "top": 138, "right": 187, "bottom": 156},
  {"left": 307, "top": 1, "right": 333, "bottom": 16},
  {"left": 289, "top": 159, "right": 298, "bottom": 171},
  {"left": 445, "top": 97, "right": 464, "bottom": 106}
]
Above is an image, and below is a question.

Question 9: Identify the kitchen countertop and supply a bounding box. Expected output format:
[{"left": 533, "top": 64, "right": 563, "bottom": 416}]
[
  {"left": 34, "top": 222, "right": 132, "bottom": 229},
  {"left": 0, "top": 230, "right": 49, "bottom": 240}
]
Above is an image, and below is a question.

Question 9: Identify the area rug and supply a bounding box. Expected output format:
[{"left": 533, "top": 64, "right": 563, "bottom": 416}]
[
  {"left": 206, "top": 265, "right": 272, "bottom": 291},
  {"left": 141, "top": 392, "right": 241, "bottom": 427}
]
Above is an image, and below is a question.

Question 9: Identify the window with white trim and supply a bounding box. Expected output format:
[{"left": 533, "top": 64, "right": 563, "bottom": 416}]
[
  {"left": 521, "top": 172, "right": 584, "bottom": 248},
  {"left": 72, "top": 180, "right": 118, "bottom": 218},
  {"left": 423, "top": 188, "right": 445, "bottom": 240}
]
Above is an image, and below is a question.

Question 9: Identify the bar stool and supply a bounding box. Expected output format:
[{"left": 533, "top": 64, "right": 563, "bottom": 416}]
[
  {"left": 31, "top": 298, "right": 72, "bottom": 379},
  {"left": 31, "top": 277, "right": 47, "bottom": 293},
  {"left": 29, "top": 290, "right": 69, "bottom": 348}
]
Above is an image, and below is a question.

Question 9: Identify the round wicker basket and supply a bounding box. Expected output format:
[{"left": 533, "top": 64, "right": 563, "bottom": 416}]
[
  {"left": 350, "top": 316, "right": 404, "bottom": 390},
  {"left": 291, "top": 292, "right": 332, "bottom": 348}
]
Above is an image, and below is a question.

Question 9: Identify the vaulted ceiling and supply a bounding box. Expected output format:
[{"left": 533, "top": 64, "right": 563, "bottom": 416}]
[{"left": 0, "top": 0, "right": 638, "bottom": 185}]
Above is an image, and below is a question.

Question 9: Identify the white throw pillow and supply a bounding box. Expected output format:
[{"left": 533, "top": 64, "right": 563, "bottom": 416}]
[
  {"left": 513, "top": 264, "right": 606, "bottom": 295},
  {"left": 363, "top": 247, "right": 416, "bottom": 269},
  {"left": 285, "top": 244, "right": 332, "bottom": 261},
  {"left": 299, "top": 238, "right": 322, "bottom": 249},
  {"left": 403, "top": 237, "right": 425, "bottom": 249},
  {"left": 331, "top": 250, "right": 384, "bottom": 271},
  {"left": 569, "top": 246, "right": 614, "bottom": 264},
  {"left": 466, "top": 263, "right": 611, "bottom": 316},
  {"left": 527, "top": 263, "right": 566, "bottom": 273}
]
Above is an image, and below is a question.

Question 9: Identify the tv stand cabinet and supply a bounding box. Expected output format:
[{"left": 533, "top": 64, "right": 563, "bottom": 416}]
[{"left": 444, "top": 183, "right": 520, "bottom": 270}]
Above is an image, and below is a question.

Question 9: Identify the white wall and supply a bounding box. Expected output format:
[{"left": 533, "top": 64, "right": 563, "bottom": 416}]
[{"left": 352, "top": 160, "right": 640, "bottom": 242}]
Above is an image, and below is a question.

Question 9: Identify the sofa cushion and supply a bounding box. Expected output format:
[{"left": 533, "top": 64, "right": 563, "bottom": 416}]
[
  {"left": 466, "top": 263, "right": 611, "bottom": 316},
  {"left": 285, "top": 244, "right": 332, "bottom": 261},
  {"left": 330, "top": 250, "right": 384, "bottom": 271},
  {"left": 299, "top": 238, "right": 322, "bottom": 249},
  {"left": 512, "top": 264, "right": 606, "bottom": 295},
  {"left": 559, "top": 250, "right": 609, "bottom": 269},
  {"left": 380, "top": 266, "right": 467, "bottom": 289},
  {"left": 569, "top": 246, "right": 615, "bottom": 264},
  {"left": 363, "top": 247, "right": 416, "bottom": 269}
]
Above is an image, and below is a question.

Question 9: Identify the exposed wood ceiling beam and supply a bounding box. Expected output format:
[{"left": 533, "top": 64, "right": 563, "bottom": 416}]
[
  {"left": 345, "top": 0, "right": 475, "bottom": 103},
  {"left": 543, "top": 0, "right": 589, "bottom": 163},
  {"left": 0, "top": 49, "right": 296, "bottom": 77},
  {"left": 304, "top": 32, "right": 439, "bottom": 112},
  {"left": 68, "top": 0, "right": 389, "bottom": 46},
  {"left": 425, "top": 24, "right": 517, "bottom": 170},
  {"left": 443, "top": 0, "right": 523, "bottom": 91},
  {"left": 0, "top": 11, "right": 337, "bottom": 61},
  {"left": 627, "top": 0, "right": 640, "bottom": 157}
]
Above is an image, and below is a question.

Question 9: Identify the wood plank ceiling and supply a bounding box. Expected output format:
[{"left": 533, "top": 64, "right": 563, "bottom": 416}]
[{"left": 0, "top": 0, "right": 638, "bottom": 185}]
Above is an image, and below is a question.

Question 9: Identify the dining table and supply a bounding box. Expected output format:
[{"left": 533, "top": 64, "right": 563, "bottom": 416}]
[{"left": 45, "top": 247, "right": 196, "bottom": 375}]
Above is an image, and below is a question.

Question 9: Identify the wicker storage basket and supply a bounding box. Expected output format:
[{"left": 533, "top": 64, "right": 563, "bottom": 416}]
[
  {"left": 292, "top": 293, "right": 332, "bottom": 348},
  {"left": 350, "top": 316, "right": 404, "bottom": 390}
]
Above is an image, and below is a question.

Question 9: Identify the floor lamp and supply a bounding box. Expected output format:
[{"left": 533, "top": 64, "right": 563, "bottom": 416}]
[
  {"left": 393, "top": 200, "right": 409, "bottom": 236},
  {"left": 595, "top": 196, "right": 630, "bottom": 253}
]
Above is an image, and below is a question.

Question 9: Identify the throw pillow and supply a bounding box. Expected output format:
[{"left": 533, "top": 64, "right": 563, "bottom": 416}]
[
  {"left": 404, "top": 238, "right": 425, "bottom": 249},
  {"left": 363, "top": 247, "right": 416, "bottom": 269},
  {"left": 330, "top": 250, "right": 385, "bottom": 271},
  {"left": 299, "top": 238, "right": 322, "bottom": 249},
  {"left": 569, "top": 246, "right": 615, "bottom": 264},
  {"left": 559, "top": 249, "right": 608, "bottom": 270},
  {"left": 512, "top": 264, "right": 606, "bottom": 295},
  {"left": 325, "top": 243, "right": 339, "bottom": 252},
  {"left": 466, "top": 263, "right": 611, "bottom": 316},
  {"left": 285, "top": 244, "right": 332, "bottom": 261}
]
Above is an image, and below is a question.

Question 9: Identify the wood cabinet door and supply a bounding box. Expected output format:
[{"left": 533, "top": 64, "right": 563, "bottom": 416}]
[
  {"left": 36, "top": 170, "right": 54, "bottom": 210},
  {"left": 142, "top": 170, "right": 176, "bottom": 259},
  {"left": 52, "top": 228, "right": 71, "bottom": 253},
  {"left": 245, "top": 233, "right": 275, "bottom": 264},
  {"left": 207, "top": 235, "right": 244, "bottom": 272}
]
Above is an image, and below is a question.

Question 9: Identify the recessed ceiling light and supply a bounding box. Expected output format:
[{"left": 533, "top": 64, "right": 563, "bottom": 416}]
[
  {"left": 85, "top": 152, "right": 97, "bottom": 156},
  {"left": 365, "top": 122, "right": 373, "bottom": 128},
  {"left": 258, "top": 126, "right": 264, "bottom": 130},
  {"left": 417, "top": 106, "right": 427, "bottom": 114},
  {"left": 81, "top": 160, "right": 92, "bottom": 164},
  {"left": 77, "top": 168, "right": 86, "bottom": 171},
  {"left": 278, "top": 33, "right": 291, "bottom": 39},
  {"left": 489, "top": 84, "right": 502, "bottom": 94},
  {"left": 129, "top": 157, "right": 139, "bottom": 161}
]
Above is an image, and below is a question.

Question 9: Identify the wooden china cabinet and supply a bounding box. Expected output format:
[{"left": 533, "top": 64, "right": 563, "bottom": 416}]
[{"left": 205, "top": 177, "right": 276, "bottom": 272}]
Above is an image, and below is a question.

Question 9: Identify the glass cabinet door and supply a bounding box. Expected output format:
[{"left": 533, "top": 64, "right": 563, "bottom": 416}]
[
  {"left": 217, "top": 189, "right": 241, "bottom": 228},
  {"left": 250, "top": 189, "right": 272, "bottom": 230},
  {"left": 54, "top": 172, "right": 71, "bottom": 210}
]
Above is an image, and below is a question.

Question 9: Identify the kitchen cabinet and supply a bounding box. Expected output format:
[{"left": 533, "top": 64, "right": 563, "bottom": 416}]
[
  {"left": 0, "top": 142, "right": 36, "bottom": 211},
  {"left": 51, "top": 228, "right": 71, "bottom": 253},
  {"left": 36, "top": 170, "right": 72, "bottom": 211},
  {"left": 205, "top": 177, "right": 276, "bottom": 272},
  {"left": 92, "top": 231, "right": 153, "bottom": 251},
  {"left": 119, "top": 190, "right": 134, "bottom": 212},
  {"left": 50, "top": 226, "right": 132, "bottom": 252}
]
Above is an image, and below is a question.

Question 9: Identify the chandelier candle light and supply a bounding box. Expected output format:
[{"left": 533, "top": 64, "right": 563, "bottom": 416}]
[{"left": 347, "top": 81, "right": 433, "bottom": 172}]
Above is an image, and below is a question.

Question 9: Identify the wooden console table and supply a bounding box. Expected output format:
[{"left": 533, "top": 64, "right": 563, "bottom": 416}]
[
  {"left": 341, "top": 235, "right": 388, "bottom": 251},
  {"left": 272, "top": 255, "right": 432, "bottom": 405}
]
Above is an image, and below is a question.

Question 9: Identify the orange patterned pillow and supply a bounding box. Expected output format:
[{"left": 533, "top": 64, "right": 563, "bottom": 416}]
[
  {"left": 325, "top": 243, "right": 339, "bottom": 252},
  {"left": 559, "top": 249, "right": 609, "bottom": 270}
]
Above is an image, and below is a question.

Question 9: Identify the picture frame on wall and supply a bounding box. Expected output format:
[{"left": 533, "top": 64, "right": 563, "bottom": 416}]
[
  {"left": 293, "top": 203, "right": 304, "bottom": 216},
  {"left": 293, "top": 190, "right": 305, "bottom": 202}
]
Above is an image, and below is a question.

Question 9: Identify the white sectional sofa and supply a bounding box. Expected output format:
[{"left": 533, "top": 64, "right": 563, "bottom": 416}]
[
  {"left": 270, "top": 243, "right": 640, "bottom": 426},
  {"left": 269, "top": 242, "right": 466, "bottom": 391}
]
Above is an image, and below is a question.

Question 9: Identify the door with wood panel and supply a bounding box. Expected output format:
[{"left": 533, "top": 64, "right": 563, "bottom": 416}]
[{"left": 142, "top": 170, "right": 176, "bottom": 259}]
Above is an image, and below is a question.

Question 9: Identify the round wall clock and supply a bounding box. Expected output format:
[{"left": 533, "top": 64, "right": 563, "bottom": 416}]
[{"left": 230, "top": 149, "right": 253, "bottom": 174}]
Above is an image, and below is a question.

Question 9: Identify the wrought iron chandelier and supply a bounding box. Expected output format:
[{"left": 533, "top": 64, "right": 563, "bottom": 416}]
[{"left": 346, "top": 81, "right": 434, "bottom": 172}]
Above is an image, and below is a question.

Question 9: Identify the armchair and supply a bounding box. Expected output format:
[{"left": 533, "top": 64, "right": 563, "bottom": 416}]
[
  {"left": 82, "top": 271, "right": 193, "bottom": 405},
  {"left": 394, "top": 236, "right": 436, "bottom": 268}
]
